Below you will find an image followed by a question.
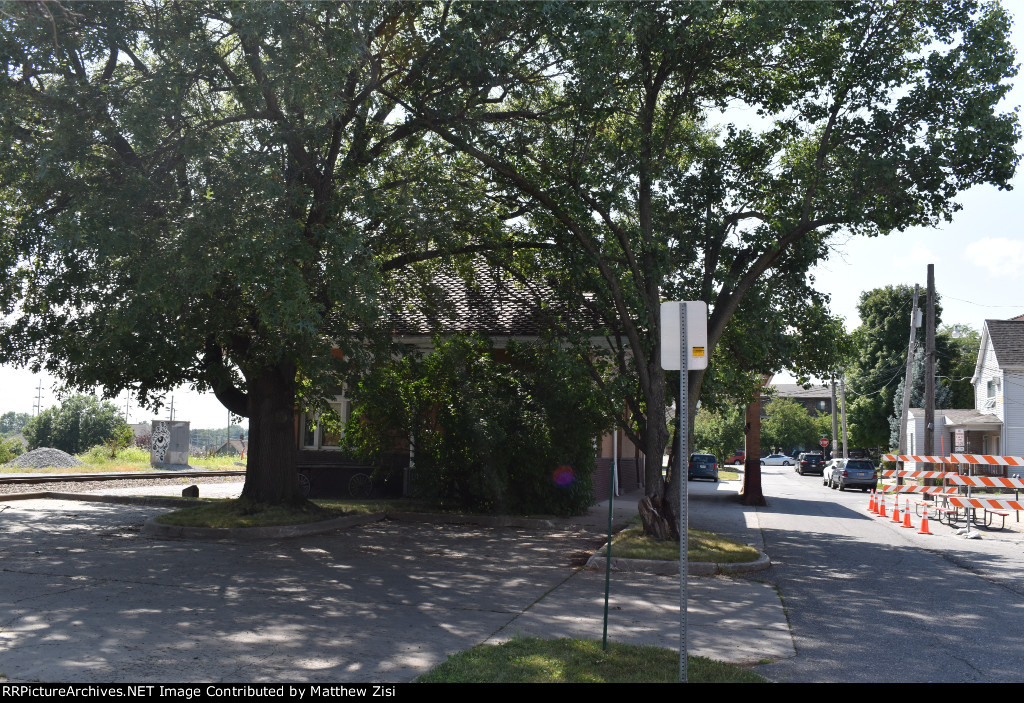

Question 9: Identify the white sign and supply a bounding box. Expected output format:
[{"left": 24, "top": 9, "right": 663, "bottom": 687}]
[
  {"left": 955, "top": 428, "right": 965, "bottom": 453},
  {"left": 660, "top": 301, "right": 709, "bottom": 370}
]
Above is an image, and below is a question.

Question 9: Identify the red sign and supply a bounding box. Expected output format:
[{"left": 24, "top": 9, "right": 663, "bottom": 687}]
[{"left": 819, "top": 438, "right": 829, "bottom": 448}]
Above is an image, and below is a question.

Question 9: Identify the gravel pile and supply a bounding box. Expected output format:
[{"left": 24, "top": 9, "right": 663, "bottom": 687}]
[{"left": 3, "top": 447, "right": 86, "bottom": 470}]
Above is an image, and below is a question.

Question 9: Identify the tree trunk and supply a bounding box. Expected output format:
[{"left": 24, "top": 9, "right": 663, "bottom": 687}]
[
  {"left": 739, "top": 395, "right": 766, "bottom": 506},
  {"left": 642, "top": 359, "right": 669, "bottom": 497},
  {"left": 240, "top": 360, "right": 305, "bottom": 505}
]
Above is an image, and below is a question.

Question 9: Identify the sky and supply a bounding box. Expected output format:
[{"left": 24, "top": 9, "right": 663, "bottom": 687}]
[{"left": 2, "top": 9, "right": 1022, "bottom": 425}]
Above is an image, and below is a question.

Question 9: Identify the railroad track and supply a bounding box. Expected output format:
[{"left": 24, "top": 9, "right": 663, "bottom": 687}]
[{"left": 0, "top": 470, "right": 246, "bottom": 486}]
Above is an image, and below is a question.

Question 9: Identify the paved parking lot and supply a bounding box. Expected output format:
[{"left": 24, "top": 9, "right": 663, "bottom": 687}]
[{"left": 0, "top": 491, "right": 789, "bottom": 683}]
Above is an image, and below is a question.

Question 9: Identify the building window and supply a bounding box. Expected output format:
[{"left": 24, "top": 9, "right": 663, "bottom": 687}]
[
  {"left": 817, "top": 400, "right": 828, "bottom": 412},
  {"left": 301, "top": 396, "right": 350, "bottom": 450},
  {"left": 987, "top": 379, "right": 1001, "bottom": 398}
]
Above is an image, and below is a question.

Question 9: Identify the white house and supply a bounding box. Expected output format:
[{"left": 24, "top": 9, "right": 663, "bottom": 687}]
[
  {"left": 970, "top": 317, "right": 1024, "bottom": 457},
  {"left": 904, "top": 316, "right": 1024, "bottom": 470}
]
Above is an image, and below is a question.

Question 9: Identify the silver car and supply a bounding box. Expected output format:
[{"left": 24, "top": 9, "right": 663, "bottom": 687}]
[
  {"left": 825, "top": 458, "right": 877, "bottom": 492},
  {"left": 761, "top": 454, "right": 794, "bottom": 466}
]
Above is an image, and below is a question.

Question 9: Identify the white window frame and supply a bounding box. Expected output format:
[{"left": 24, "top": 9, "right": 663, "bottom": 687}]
[{"left": 300, "top": 395, "right": 350, "bottom": 451}]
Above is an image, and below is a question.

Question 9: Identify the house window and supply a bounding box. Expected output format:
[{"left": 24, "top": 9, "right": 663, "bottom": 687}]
[
  {"left": 301, "top": 396, "right": 350, "bottom": 450},
  {"left": 987, "top": 379, "right": 1001, "bottom": 398},
  {"left": 817, "top": 400, "right": 828, "bottom": 412}
]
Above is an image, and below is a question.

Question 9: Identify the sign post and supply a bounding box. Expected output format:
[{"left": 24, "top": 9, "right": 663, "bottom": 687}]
[{"left": 660, "top": 301, "right": 708, "bottom": 684}]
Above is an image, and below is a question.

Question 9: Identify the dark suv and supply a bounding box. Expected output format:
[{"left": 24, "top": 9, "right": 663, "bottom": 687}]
[
  {"left": 796, "top": 452, "right": 825, "bottom": 476},
  {"left": 688, "top": 454, "right": 719, "bottom": 482}
]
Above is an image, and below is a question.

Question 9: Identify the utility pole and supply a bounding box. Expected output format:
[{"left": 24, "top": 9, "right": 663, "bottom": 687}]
[
  {"left": 33, "top": 381, "right": 43, "bottom": 417},
  {"left": 925, "top": 265, "right": 936, "bottom": 461},
  {"left": 831, "top": 374, "right": 839, "bottom": 461},
  {"left": 840, "top": 370, "right": 849, "bottom": 460},
  {"left": 897, "top": 284, "right": 921, "bottom": 482}
]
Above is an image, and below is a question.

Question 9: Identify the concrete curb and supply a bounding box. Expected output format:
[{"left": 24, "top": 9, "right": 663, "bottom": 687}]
[
  {"left": 142, "top": 511, "right": 386, "bottom": 540},
  {"left": 584, "top": 550, "right": 771, "bottom": 576}
]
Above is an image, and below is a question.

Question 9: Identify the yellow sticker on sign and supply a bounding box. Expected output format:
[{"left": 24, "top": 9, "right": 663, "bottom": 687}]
[{"left": 692, "top": 347, "right": 705, "bottom": 357}]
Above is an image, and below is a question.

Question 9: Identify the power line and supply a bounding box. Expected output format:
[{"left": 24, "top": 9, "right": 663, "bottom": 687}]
[{"left": 943, "top": 295, "right": 1024, "bottom": 310}]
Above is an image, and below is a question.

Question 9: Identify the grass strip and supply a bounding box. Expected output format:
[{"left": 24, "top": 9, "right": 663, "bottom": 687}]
[
  {"left": 601, "top": 524, "right": 760, "bottom": 563},
  {"left": 155, "top": 498, "right": 343, "bottom": 528},
  {"left": 415, "top": 637, "right": 768, "bottom": 683}
]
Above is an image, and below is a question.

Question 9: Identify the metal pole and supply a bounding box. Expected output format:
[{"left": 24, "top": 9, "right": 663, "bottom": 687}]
[
  {"left": 897, "top": 285, "right": 920, "bottom": 485},
  {"left": 602, "top": 453, "right": 614, "bottom": 650},
  {"left": 679, "top": 303, "right": 689, "bottom": 683},
  {"left": 925, "top": 265, "right": 936, "bottom": 463},
  {"left": 830, "top": 375, "right": 839, "bottom": 460},
  {"left": 840, "top": 371, "right": 849, "bottom": 460},
  {"left": 613, "top": 430, "right": 620, "bottom": 497}
]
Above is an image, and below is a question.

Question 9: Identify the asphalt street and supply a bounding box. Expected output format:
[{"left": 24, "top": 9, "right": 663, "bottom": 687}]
[{"left": 747, "top": 464, "right": 1024, "bottom": 683}]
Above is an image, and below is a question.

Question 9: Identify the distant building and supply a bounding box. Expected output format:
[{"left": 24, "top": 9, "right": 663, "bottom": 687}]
[
  {"left": 762, "top": 384, "right": 833, "bottom": 417},
  {"left": 213, "top": 439, "right": 248, "bottom": 457}
]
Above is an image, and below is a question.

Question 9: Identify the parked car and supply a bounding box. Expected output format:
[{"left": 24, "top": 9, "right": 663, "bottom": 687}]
[
  {"left": 825, "top": 458, "right": 877, "bottom": 492},
  {"left": 761, "top": 454, "right": 794, "bottom": 466},
  {"left": 796, "top": 452, "right": 825, "bottom": 476},
  {"left": 689, "top": 453, "right": 719, "bottom": 481},
  {"left": 726, "top": 450, "right": 745, "bottom": 465}
]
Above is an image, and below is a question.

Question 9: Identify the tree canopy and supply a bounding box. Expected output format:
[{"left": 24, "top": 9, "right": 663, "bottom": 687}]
[
  {"left": 843, "top": 285, "right": 979, "bottom": 449},
  {"left": 409, "top": 1, "right": 1019, "bottom": 507},
  {"left": 0, "top": 411, "right": 32, "bottom": 437},
  {"left": 0, "top": 2, "right": 553, "bottom": 502},
  {"left": 22, "top": 394, "right": 128, "bottom": 455},
  {"left": 1, "top": 2, "right": 1019, "bottom": 507}
]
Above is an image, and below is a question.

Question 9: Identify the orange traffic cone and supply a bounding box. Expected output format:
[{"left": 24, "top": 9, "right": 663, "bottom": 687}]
[
  {"left": 891, "top": 498, "right": 902, "bottom": 523},
  {"left": 902, "top": 500, "right": 914, "bottom": 528},
  {"left": 869, "top": 490, "right": 876, "bottom": 513},
  {"left": 879, "top": 495, "right": 887, "bottom": 518},
  {"left": 918, "top": 507, "right": 933, "bottom": 535}
]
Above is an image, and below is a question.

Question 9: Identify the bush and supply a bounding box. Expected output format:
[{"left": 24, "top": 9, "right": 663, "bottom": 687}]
[
  {"left": 79, "top": 444, "right": 151, "bottom": 466},
  {"left": 345, "top": 335, "right": 611, "bottom": 516},
  {"left": 23, "top": 395, "right": 130, "bottom": 455},
  {"left": 0, "top": 437, "right": 25, "bottom": 464}
]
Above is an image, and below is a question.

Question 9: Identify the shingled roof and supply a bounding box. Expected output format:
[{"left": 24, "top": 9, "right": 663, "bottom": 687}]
[
  {"left": 985, "top": 319, "right": 1024, "bottom": 368},
  {"left": 768, "top": 383, "right": 832, "bottom": 400},
  {"left": 929, "top": 408, "right": 1001, "bottom": 426},
  {"left": 390, "top": 264, "right": 602, "bottom": 337}
]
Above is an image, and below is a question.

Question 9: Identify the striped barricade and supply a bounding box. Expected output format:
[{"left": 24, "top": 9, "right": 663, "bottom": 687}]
[
  {"left": 884, "top": 453, "right": 1024, "bottom": 467},
  {"left": 882, "top": 454, "right": 956, "bottom": 464},
  {"left": 878, "top": 485, "right": 958, "bottom": 495},
  {"left": 945, "top": 496, "right": 1023, "bottom": 528},
  {"left": 946, "top": 497, "right": 1024, "bottom": 511},
  {"left": 950, "top": 454, "right": 1024, "bottom": 467},
  {"left": 945, "top": 475, "right": 1024, "bottom": 489},
  {"left": 879, "top": 470, "right": 957, "bottom": 479}
]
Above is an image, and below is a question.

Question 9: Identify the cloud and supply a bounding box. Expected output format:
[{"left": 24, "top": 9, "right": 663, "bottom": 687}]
[
  {"left": 964, "top": 237, "right": 1024, "bottom": 278},
  {"left": 908, "top": 242, "right": 937, "bottom": 267}
]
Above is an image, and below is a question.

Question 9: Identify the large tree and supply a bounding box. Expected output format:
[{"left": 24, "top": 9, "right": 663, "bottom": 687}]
[
  {"left": 410, "top": 1, "right": 1019, "bottom": 516},
  {"left": 844, "top": 284, "right": 960, "bottom": 448},
  {"left": 22, "top": 394, "right": 126, "bottom": 455},
  {"left": 0, "top": 2, "right": 551, "bottom": 504}
]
